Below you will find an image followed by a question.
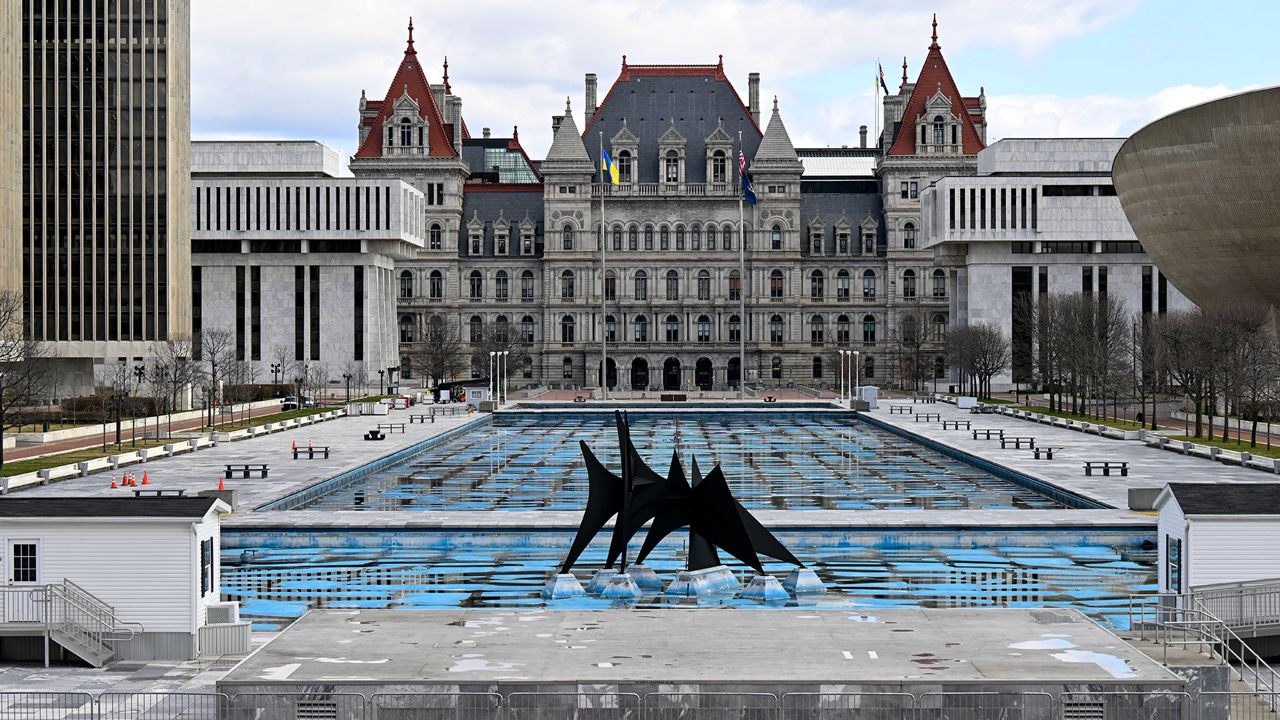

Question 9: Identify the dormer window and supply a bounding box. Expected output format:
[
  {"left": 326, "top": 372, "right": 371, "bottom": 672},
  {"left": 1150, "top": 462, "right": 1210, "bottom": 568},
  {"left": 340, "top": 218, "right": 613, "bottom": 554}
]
[
  {"left": 384, "top": 92, "right": 428, "bottom": 157},
  {"left": 400, "top": 118, "right": 413, "bottom": 147},
  {"left": 712, "top": 151, "right": 727, "bottom": 183},
  {"left": 618, "top": 151, "right": 632, "bottom": 183},
  {"left": 665, "top": 151, "right": 680, "bottom": 183},
  {"left": 932, "top": 116, "right": 945, "bottom": 146}
]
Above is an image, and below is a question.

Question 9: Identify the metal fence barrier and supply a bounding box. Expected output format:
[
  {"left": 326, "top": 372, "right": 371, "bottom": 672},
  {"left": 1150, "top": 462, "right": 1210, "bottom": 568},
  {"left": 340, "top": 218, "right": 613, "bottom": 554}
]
[{"left": 0, "top": 690, "right": 1253, "bottom": 720}]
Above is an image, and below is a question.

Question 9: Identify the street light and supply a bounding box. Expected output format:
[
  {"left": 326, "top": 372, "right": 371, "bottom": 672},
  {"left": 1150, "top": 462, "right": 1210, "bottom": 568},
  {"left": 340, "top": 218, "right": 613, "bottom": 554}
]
[
  {"left": 838, "top": 350, "right": 847, "bottom": 405},
  {"left": 853, "top": 350, "right": 861, "bottom": 409},
  {"left": 489, "top": 351, "right": 496, "bottom": 404},
  {"left": 378, "top": 369, "right": 385, "bottom": 396},
  {"left": 270, "top": 363, "right": 282, "bottom": 386},
  {"left": 501, "top": 350, "right": 510, "bottom": 404},
  {"left": 342, "top": 372, "right": 354, "bottom": 404}
]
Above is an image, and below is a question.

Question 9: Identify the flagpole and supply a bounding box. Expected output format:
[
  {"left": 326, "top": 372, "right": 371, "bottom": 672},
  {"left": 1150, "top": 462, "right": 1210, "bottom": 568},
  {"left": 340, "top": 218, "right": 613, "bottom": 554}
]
[
  {"left": 599, "top": 131, "right": 608, "bottom": 402},
  {"left": 737, "top": 131, "right": 747, "bottom": 401},
  {"left": 874, "top": 60, "right": 880, "bottom": 148}
]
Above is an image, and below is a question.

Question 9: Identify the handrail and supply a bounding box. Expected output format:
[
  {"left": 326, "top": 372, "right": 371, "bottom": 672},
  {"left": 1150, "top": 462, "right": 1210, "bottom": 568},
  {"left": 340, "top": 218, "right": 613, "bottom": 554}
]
[{"left": 47, "top": 584, "right": 143, "bottom": 642}]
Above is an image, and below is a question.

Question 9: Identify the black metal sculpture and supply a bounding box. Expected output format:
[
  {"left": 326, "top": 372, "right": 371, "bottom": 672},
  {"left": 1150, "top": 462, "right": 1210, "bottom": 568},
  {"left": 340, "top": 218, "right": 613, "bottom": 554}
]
[{"left": 559, "top": 411, "right": 803, "bottom": 576}]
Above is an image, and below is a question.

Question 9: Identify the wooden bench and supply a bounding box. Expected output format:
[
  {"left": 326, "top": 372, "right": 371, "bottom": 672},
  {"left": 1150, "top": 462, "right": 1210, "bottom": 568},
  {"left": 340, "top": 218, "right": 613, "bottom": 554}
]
[
  {"left": 409, "top": 413, "right": 433, "bottom": 424},
  {"left": 292, "top": 446, "right": 331, "bottom": 460},
  {"left": 1000, "top": 436, "right": 1036, "bottom": 450},
  {"left": 377, "top": 423, "right": 407, "bottom": 434},
  {"left": 364, "top": 430, "right": 385, "bottom": 441},
  {"left": 914, "top": 413, "right": 941, "bottom": 422},
  {"left": 132, "top": 489, "right": 186, "bottom": 497},
  {"left": 888, "top": 405, "right": 912, "bottom": 415},
  {"left": 224, "top": 463, "right": 268, "bottom": 479},
  {"left": 941, "top": 420, "right": 971, "bottom": 430},
  {"left": 911, "top": 394, "right": 937, "bottom": 404},
  {"left": 972, "top": 428, "right": 1004, "bottom": 440},
  {"left": 1032, "top": 447, "right": 1062, "bottom": 460},
  {"left": 1083, "top": 461, "right": 1129, "bottom": 477}
]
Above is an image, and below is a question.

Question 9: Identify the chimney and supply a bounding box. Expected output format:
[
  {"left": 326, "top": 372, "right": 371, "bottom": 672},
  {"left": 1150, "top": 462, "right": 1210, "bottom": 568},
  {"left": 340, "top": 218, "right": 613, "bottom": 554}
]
[
  {"left": 748, "top": 73, "right": 760, "bottom": 125},
  {"left": 859, "top": 125, "right": 868, "bottom": 148},
  {"left": 482, "top": 127, "right": 491, "bottom": 138},
  {"left": 552, "top": 115, "right": 563, "bottom": 135},
  {"left": 585, "top": 73, "right": 598, "bottom": 119},
  {"left": 451, "top": 96, "right": 463, "bottom": 155}
]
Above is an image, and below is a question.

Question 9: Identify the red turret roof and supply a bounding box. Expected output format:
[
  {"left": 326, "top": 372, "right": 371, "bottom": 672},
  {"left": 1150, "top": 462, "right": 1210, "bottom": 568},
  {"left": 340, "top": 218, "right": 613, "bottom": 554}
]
[
  {"left": 887, "top": 19, "right": 985, "bottom": 157},
  {"left": 354, "top": 19, "right": 458, "bottom": 159}
]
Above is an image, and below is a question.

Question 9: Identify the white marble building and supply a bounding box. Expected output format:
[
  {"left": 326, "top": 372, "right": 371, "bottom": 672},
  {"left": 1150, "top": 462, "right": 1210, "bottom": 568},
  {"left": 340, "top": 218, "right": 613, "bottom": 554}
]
[{"left": 921, "top": 138, "right": 1194, "bottom": 389}]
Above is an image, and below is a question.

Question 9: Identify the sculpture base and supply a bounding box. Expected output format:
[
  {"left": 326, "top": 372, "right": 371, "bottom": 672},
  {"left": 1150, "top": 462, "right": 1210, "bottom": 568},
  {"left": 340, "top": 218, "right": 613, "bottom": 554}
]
[
  {"left": 542, "top": 573, "right": 587, "bottom": 600},
  {"left": 600, "top": 573, "right": 642, "bottom": 599},
  {"left": 665, "top": 565, "right": 739, "bottom": 597},
  {"left": 782, "top": 567, "right": 826, "bottom": 594},
  {"left": 586, "top": 569, "right": 618, "bottom": 594},
  {"left": 740, "top": 574, "right": 789, "bottom": 602},
  {"left": 627, "top": 564, "right": 663, "bottom": 591}
]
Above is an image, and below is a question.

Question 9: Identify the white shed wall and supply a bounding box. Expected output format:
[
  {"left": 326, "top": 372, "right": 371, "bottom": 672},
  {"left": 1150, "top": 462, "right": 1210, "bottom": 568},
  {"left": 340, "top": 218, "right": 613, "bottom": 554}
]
[
  {"left": 1188, "top": 517, "right": 1280, "bottom": 589},
  {"left": 1156, "top": 500, "right": 1187, "bottom": 593}
]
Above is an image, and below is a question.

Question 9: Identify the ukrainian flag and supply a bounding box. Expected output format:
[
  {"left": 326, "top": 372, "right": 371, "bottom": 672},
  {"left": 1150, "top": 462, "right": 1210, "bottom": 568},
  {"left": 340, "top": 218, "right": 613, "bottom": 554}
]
[{"left": 601, "top": 149, "right": 620, "bottom": 185}]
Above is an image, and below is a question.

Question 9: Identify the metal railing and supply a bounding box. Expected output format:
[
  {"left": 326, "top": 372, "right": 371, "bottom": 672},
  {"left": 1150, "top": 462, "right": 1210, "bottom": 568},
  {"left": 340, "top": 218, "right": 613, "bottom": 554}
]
[
  {"left": 592, "top": 182, "right": 739, "bottom": 198},
  {"left": 0, "top": 581, "right": 142, "bottom": 666},
  {"left": 0, "top": 691, "right": 1259, "bottom": 720},
  {"left": 1130, "top": 592, "right": 1280, "bottom": 713},
  {"left": 1192, "top": 579, "right": 1280, "bottom": 634}
]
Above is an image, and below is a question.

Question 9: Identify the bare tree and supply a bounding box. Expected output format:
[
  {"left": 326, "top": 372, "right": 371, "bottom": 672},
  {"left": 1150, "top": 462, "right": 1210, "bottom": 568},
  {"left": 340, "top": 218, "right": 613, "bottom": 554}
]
[
  {"left": 199, "top": 329, "right": 235, "bottom": 428},
  {"left": 269, "top": 343, "right": 295, "bottom": 388},
  {"left": 469, "top": 320, "right": 531, "bottom": 389},
  {"left": 408, "top": 315, "right": 465, "bottom": 389},
  {"left": 1154, "top": 309, "right": 1214, "bottom": 437},
  {"left": 0, "top": 291, "right": 52, "bottom": 470},
  {"left": 148, "top": 340, "right": 199, "bottom": 438}
]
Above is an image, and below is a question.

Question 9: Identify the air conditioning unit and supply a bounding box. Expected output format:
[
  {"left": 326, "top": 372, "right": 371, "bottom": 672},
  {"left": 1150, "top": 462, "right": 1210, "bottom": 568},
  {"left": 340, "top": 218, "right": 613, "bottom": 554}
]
[{"left": 206, "top": 601, "right": 240, "bottom": 624}]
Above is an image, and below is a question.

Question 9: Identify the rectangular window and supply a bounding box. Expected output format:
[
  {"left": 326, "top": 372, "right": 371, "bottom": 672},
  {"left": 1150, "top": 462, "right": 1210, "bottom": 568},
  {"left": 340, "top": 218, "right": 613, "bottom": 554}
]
[
  {"left": 354, "top": 267, "right": 364, "bottom": 362},
  {"left": 948, "top": 188, "right": 955, "bottom": 230},
  {"left": 909, "top": 181, "right": 918, "bottom": 199},
  {"left": 1166, "top": 535, "right": 1182, "bottom": 593},
  {"left": 1030, "top": 188, "right": 1038, "bottom": 229},
  {"left": 1082, "top": 266, "right": 1093, "bottom": 295},
  {"left": 969, "top": 188, "right": 976, "bottom": 229},
  {"left": 235, "top": 267, "right": 246, "bottom": 361},
  {"left": 1098, "top": 266, "right": 1108, "bottom": 297},
  {"left": 979, "top": 188, "right": 986, "bottom": 228},
  {"left": 1102, "top": 241, "right": 1143, "bottom": 253},
  {"left": 1158, "top": 273, "right": 1168, "bottom": 314},
  {"left": 310, "top": 267, "right": 321, "bottom": 360},
  {"left": 8, "top": 542, "right": 38, "bottom": 583},
  {"left": 958, "top": 188, "right": 966, "bottom": 230},
  {"left": 192, "top": 267, "right": 203, "bottom": 360},
  {"left": 1000, "top": 188, "right": 1007, "bottom": 229},
  {"left": 1011, "top": 266, "right": 1033, "bottom": 383},
  {"left": 295, "top": 267, "right": 305, "bottom": 361},
  {"left": 1010, "top": 243, "right": 1034, "bottom": 254},
  {"left": 1020, "top": 188, "right": 1028, "bottom": 229},
  {"left": 200, "top": 538, "right": 214, "bottom": 596},
  {"left": 1142, "top": 266, "right": 1153, "bottom": 316},
  {"left": 250, "top": 267, "right": 261, "bottom": 361},
  {"left": 900, "top": 181, "right": 908, "bottom": 199}
]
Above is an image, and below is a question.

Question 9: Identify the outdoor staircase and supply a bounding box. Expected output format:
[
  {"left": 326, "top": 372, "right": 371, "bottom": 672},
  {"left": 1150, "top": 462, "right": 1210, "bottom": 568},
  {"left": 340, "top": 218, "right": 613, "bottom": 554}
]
[{"left": 29, "top": 580, "right": 143, "bottom": 667}]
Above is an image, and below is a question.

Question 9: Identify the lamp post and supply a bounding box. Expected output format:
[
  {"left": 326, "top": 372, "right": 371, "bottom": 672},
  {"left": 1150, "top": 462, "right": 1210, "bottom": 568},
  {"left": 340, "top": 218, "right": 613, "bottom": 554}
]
[
  {"left": 853, "top": 350, "right": 861, "bottom": 409},
  {"left": 270, "top": 363, "right": 281, "bottom": 386},
  {"left": 342, "top": 373, "right": 353, "bottom": 404},
  {"left": 838, "top": 350, "right": 847, "bottom": 405},
  {"left": 502, "top": 350, "right": 510, "bottom": 404},
  {"left": 378, "top": 369, "right": 385, "bottom": 396},
  {"left": 488, "top": 351, "right": 496, "bottom": 404}
]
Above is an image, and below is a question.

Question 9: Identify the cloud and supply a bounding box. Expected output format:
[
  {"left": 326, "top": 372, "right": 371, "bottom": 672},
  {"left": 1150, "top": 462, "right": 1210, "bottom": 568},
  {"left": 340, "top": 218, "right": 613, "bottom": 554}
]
[
  {"left": 986, "top": 84, "right": 1259, "bottom": 140},
  {"left": 191, "top": 0, "right": 1141, "bottom": 162}
]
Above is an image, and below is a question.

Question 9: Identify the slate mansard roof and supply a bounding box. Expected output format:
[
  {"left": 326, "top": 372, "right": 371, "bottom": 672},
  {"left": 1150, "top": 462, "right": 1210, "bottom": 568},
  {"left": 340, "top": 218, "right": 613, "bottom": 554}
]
[
  {"left": 581, "top": 60, "right": 764, "bottom": 184},
  {"left": 1161, "top": 483, "right": 1280, "bottom": 516},
  {"left": 458, "top": 187, "right": 544, "bottom": 258}
]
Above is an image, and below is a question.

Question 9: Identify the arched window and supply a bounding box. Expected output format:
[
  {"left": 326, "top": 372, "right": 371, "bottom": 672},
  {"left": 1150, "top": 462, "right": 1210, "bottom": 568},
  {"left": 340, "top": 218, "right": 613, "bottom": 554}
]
[
  {"left": 520, "top": 315, "right": 535, "bottom": 343},
  {"left": 469, "top": 270, "right": 484, "bottom": 299},
  {"left": 665, "top": 314, "right": 680, "bottom": 343},
  {"left": 728, "top": 314, "right": 742, "bottom": 342},
  {"left": 634, "top": 270, "right": 648, "bottom": 300},
  {"left": 494, "top": 315, "right": 509, "bottom": 343},
  {"left": 697, "top": 315, "right": 711, "bottom": 342},
  {"left": 864, "top": 354, "right": 876, "bottom": 379},
  {"left": 721, "top": 225, "right": 731, "bottom": 251},
  {"left": 634, "top": 315, "right": 649, "bottom": 342},
  {"left": 862, "top": 314, "right": 877, "bottom": 343},
  {"left": 562, "top": 225, "right": 575, "bottom": 250},
  {"left": 810, "top": 270, "right": 825, "bottom": 300},
  {"left": 400, "top": 117, "right": 413, "bottom": 148},
  {"left": 469, "top": 315, "right": 483, "bottom": 343},
  {"left": 932, "top": 269, "right": 947, "bottom": 298},
  {"left": 809, "top": 315, "right": 825, "bottom": 344},
  {"left": 629, "top": 226, "right": 638, "bottom": 251},
  {"left": 560, "top": 315, "right": 576, "bottom": 343},
  {"left": 644, "top": 225, "right": 655, "bottom": 251},
  {"left": 902, "top": 315, "right": 919, "bottom": 344},
  {"left": 665, "top": 270, "right": 680, "bottom": 301},
  {"left": 771, "top": 225, "right": 783, "bottom": 250},
  {"left": 676, "top": 225, "right": 686, "bottom": 250},
  {"left": 703, "top": 226, "right": 713, "bottom": 251},
  {"left": 932, "top": 313, "right": 947, "bottom": 341},
  {"left": 770, "top": 269, "right": 784, "bottom": 299},
  {"left": 697, "top": 270, "right": 711, "bottom": 300},
  {"left": 770, "top": 314, "right": 784, "bottom": 343},
  {"left": 862, "top": 269, "right": 877, "bottom": 299},
  {"left": 903, "top": 269, "right": 917, "bottom": 298},
  {"left": 613, "top": 226, "right": 623, "bottom": 251},
  {"left": 728, "top": 270, "right": 741, "bottom": 301},
  {"left": 429, "top": 223, "right": 442, "bottom": 250},
  {"left": 399, "top": 314, "right": 414, "bottom": 343},
  {"left": 836, "top": 315, "right": 850, "bottom": 343},
  {"left": 712, "top": 150, "right": 727, "bottom": 183},
  {"left": 932, "top": 115, "right": 945, "bottom": 146},
  {"left": 605, "top": 270, "right": 617, "bottom": 301},
  {"left": 903, "top": 222, "right": 917, "bottom": 249},
  {"left": 495, "top": 270, "right": 509, "bottom": 302},
  {"left": 837, "top": 270, "right": 850, "bottom": 300},
  {"left": 563, "top": 356, "right": 574, "bottom": 379},
  {"left": 596, "top": 224, "right": 604, "bottom": 251},
  {"left": 812, "top": 356, "right": 823, "bottom": 379},
  {"left": 665, "top": 150, "right": 680, "bottom": 182},
  {"left": 660, "top": 226, "right": 670, "bottom": 251},
  {"left": 771, "top": 355, "right": 783, "bottom": 380},
  {"left": 617, "top": 150, "right": 632, "bottom": 183},
  {"left": 399, "top": 270, "right": 413, "bottom": 298},
  {"left": 605, "top": 314, "right": 617, "bottom": 343},
  {"left": 429, "top": 270, "right": 443, "bottom": 299},
  {"left": 560, "top": 270, "right": 575, "bottom": 299},
  {"left": 520, "top": 270, "right": 534, "bottom": 301}
]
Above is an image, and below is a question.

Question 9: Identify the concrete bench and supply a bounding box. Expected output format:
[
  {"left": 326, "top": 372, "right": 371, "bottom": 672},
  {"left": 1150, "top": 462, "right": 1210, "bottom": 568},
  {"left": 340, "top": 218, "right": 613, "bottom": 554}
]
[
  {"left": 914, "top": 413, "right": 941, "bottom": 423},
  {"left": 972, "top": 428, "right": 1004, "bottom": 440},
  {"left": 1000, "top": 436, "right": 1036, "bottom": 450},
  {"left": 888, "top": 405, "right": 912, "bottom": 415},
  {"left": 1083, "top": 461, "right": 1128, "bottom": 477},
  {"left": 377, "top": 423, "right": 407, "bottom": 433},
  {"left": 224, "top": 463, "right": 269, "bottom": 479},
  {"left": 1033, "top": 447, "right": 1062, "bottom": 460},
  {"left": 292, "top": 446, "right": 331, "bottom": 460},
  {"left": 941, "top": 420, "right": 971, "bottom": 430}
]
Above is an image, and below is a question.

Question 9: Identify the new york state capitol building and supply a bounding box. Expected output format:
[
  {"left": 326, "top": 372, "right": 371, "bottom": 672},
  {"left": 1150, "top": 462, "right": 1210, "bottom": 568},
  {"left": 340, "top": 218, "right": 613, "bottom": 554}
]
[{"left": 191, "top": 20, "right": 1190, "bottom": 392}]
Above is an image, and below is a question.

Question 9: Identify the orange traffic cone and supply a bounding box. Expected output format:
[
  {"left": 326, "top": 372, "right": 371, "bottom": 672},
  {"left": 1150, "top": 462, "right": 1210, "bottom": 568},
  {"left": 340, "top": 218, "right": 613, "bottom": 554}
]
[
  {"left": 141, "top": 471, "right": 149, "bottom": 485},
  {"left": 218, "top": 477, "right": 225, "bottom": 491},
  {"left": 111, "top": 476, "right": 117, "bottom": 489},
  {"left": 291, "top": 439, "right": 297, "bottom": 452}
]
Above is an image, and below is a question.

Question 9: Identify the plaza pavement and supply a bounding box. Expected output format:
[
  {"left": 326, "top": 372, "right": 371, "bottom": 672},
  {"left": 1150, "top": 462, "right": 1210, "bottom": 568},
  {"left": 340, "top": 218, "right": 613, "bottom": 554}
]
[{"left": 866, "top": 401, "right": 1274, "bottom": 509}]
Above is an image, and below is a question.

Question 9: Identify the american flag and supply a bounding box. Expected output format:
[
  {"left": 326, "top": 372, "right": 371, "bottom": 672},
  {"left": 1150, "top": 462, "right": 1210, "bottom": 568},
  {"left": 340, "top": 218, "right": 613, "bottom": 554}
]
[
  {"left": 738, "top": 149, "right": 748, "bottom": 177},
  {"left": 738, "top": 148, "right": 757, "bottom": 205}
]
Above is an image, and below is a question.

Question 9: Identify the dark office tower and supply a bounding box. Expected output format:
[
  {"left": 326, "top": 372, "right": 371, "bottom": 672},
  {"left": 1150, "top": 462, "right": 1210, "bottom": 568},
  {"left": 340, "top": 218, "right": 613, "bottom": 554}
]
[{"left": 20, "top": 0, "right": 191, "bottom": 392}]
